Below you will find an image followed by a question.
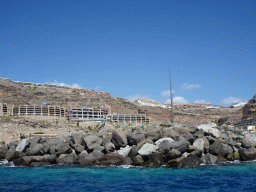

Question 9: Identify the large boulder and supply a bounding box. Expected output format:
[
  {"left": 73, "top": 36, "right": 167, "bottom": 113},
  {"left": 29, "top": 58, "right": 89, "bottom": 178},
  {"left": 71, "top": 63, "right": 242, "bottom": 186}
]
[
  {"left": 57, "top": 151, "right": 77, "bottom": 165},
  {"left": 178, "top": 154, "right": 202, "bottom": 168},
  {"left": 138, "top": 143, "right": 158, "bottom": 156},
  {"left": 93, "top": 146, "right": 105, "bottom": 153},
  {"left": 209, "top": 140, "right": 233, "bottom": 157},
  {"left": 198, "top": 123, "right": 220, "bottom": 138},
  {"left": 55, "top": 143, "right": 72, "bottom": 155},
  {"left": 25, "top": 144, "right": 43, "bottom": 156},
  {"left": 44, "top": 154, "right": 57, "bottom": 164},
  {"left": 28, "top": 136, "right": 41, "bottom": 146},
  {"left": 226, "top": 152, "right": 240, "bottom": 161},
  {"left": 158, "top": 140, "right": 172, "bottom": 154},
  {"left": 132, "top": 155, "right": 144, "bottom": 166},
  {"left": 155, "top": 138, "right": 174, "bottom": 147},
  {"left": 169, "top": 139, "right": 190, "bottom": 154},
  {"left": 46, "top": 139, "right": 64, "bottom": 147},
  {"left": 162, "top": 128, "right": 172, "bottom": 138},
  {"left": 223, "top": 138, "right": 240, "bottom": 148},
  {"left": 193, "top": 129, "right": 205, "bottom": 139},
  {"left": 181, "top": 132, "right": 195, "bottom": 144},
  {"left": 83, "top": 135, "right": 103, "bottom": 151},
  {"left": 166, "top": 157, "right": 184, "bottom": 168},
  {"left": 145, "top": 126, "right": 162, "bottom": 142},
  {"left": 239, "top": 148, "right": 256, "bottom": 161},
  {"left": 6, "top": 146, "right": 25, "bottom": 161},
  {"left": 71, "top": 133, "right": 84, "bottom": 145},
  {"left": 78, "top": 151, "right": 104, "bottom": 165},
  {"left": 104, "top": 142, "right": 115, "bottom": 153},
  {"left": 117, "top": 145, "right": 132, "bottom": 157},
  {"left": 0, "top": 146, "right": 8, "bottom": 160},
  {"left": 127, "top": 129, "right": 145, "bottom": 145},
  {"left": 147, "top": 152, "right": 164, "bottom": 168},
  {"left": 16, "top": 139, "right": 29, "bottom": 152},
  {"left": 164, "top": 149, "right": 181, "bottom": 162},
  {"left": 201, "top": 153, "right": 219, "bottom": 164},
  {"left": 172, "top": 126, "right": 190, "bottom": 135},
  {"left": 13, "top": 156, "right": 45, "bottom": 166},
  {"left": 49, "top": 145, "right": 57, "bottom": 155},
  {"left": 191, "top": 149, "right": 203, "bottom": 158},
  {"left": 242, "top": 134, "right": 256, "bottom": 148},
  {"left": 8, "top": 142, "right": 19, "bottom": 149},
  {"left": 169, "top": 129, "right": 180, "bottom": 140},
  {"left": 63, "top": 136, "right": 75, "bottom": 145},
  {"left": 193, "top": 138, "right": 209, "bottom": 153},
  {"left": 72, "top": 144, "right": 84, "bottom": 154},
  {"left": 111, "top": 129, "right": 128, "bottom": 148},
  {"left": 99, "top": 152, "right": 124, "bottom": 165},
  {"left": 128, "top": 146, "right": 139, "bottom": 159},
  {"left": 42, "top": 142, "right": 50, "bottom": 154}
]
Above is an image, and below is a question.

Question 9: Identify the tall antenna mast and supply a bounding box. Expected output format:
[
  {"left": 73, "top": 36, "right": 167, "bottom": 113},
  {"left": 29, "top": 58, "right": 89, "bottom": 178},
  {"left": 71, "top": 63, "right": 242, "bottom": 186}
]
[{"left": 169, "top": 66, "right": 174, "bottom": 125}]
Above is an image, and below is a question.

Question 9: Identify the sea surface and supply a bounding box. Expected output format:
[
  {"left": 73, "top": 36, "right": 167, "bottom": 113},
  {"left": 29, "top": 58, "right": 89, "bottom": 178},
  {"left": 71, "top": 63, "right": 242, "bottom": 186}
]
[{"left": 1, "top": 160, "right": 256, "bottom": 192}]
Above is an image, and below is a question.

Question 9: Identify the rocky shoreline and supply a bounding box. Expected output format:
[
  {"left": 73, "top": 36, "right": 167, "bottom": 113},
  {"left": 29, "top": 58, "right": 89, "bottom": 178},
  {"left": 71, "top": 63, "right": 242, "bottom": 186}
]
[{"left": 1, "top": 122, "right": 256, "bottom": 168}]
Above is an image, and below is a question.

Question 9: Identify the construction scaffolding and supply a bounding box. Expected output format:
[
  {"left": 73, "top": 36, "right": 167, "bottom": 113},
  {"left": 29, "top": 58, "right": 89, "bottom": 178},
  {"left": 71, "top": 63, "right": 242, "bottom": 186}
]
[
  {"left": 108, "top": 114, "right": 149, "bottom": 124},
  {"left": 0, "top": 103, "right": 10, "bottom": 115},
  {"left": 68, "top": 107, "right": 109, "bottom": 122},
  {"left": 12, "top": 105, "right": 65, "bottom": 118}
]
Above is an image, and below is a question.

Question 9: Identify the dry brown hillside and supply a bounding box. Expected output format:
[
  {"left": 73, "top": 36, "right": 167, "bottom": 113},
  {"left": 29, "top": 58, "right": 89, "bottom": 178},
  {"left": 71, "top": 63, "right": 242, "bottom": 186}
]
[{"left": 0, "top": 79, "right": 244, "bottom": 124}]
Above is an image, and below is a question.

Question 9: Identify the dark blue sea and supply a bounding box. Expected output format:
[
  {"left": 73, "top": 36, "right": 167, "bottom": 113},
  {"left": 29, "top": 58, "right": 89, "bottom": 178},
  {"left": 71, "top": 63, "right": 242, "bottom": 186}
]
[{"left": 1, "top": 160, "right": 256, "bottom": 192}]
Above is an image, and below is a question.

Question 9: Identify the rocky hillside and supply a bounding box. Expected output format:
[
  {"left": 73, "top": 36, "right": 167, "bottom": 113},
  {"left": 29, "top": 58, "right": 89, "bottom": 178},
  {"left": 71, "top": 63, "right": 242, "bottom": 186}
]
[
  {"left": 0, "top": 79, "right": 244, "bottom": 124},
  {"left": 242, "top": 94, "right": 256, "bottom": 120}
]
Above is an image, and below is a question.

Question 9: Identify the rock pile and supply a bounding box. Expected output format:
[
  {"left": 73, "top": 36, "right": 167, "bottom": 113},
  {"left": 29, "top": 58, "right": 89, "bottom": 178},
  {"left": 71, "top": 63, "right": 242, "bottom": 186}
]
[{"left": 0, "top": 123, "right": 255, "bottom": 168}]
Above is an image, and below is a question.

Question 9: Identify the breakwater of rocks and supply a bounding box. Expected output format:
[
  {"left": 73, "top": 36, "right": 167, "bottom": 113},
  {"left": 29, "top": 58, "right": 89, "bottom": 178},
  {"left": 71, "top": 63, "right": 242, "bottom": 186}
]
[{"left": 1, "top": 123, "right": 256, "bottom": 168}]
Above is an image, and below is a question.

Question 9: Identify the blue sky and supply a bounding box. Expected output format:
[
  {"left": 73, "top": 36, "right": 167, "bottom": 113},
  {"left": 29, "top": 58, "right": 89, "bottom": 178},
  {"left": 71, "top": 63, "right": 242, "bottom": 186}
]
[{"left": 0, "top": 0, "right": 255, "bottom": 106}]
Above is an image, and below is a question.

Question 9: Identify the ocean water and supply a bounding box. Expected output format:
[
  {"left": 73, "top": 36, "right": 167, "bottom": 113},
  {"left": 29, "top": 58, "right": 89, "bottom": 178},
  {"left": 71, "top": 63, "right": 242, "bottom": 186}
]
[{"left": 1, "top": 160, "right": 256, "bottom": 192}]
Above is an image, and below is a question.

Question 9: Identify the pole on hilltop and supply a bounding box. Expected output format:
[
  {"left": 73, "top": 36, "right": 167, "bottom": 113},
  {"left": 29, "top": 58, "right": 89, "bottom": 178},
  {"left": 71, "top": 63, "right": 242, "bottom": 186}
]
[{"left": 169, "top": 66, "right": 174, "bottom": 126}]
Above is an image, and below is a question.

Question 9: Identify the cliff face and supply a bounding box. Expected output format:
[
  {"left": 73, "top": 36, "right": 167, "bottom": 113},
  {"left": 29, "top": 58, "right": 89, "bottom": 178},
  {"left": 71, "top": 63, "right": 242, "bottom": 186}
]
[{"left": 242, "top": 94, "right": 256, "bottom": 120}]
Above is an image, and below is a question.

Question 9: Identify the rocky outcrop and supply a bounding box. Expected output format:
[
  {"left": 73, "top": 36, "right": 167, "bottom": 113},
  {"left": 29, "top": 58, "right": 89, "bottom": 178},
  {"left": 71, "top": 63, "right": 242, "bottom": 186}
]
[
  {"left": 242, "top": 134, "right": 256, "bottom": 148},
  {"left": 145, "top": 126, "right": 162, "bottom": 142},
  {"left": 57, "top": 151, "right": 77, "bottom": 165},
  {"left": 99, "top": 153, "right": 124, "bottom": 165},
  {"left": 239, "top": 148, "right": 256, "bottom": 161},
  {"left": 242, "top": 94, "right": 256, "bottom": 120},
  {"left": 3, "top": 121, "right": 256, "bottom": 168},
  {"left": 169, "top": 139, "right": 190, "bottom": 154},
  {"left": 16, "top": 139, "right": 29, "bottom": 152},
  {"left": 83, "top": 136, "right": 103, "bottom": 151},
  {"left": 111, "top": 129, "right": 128, "bottom": 148},
  {"left": 127, "top": 129, "right": 145, "bottom": 145},
  {"left": 209, "top": 140, "right": 233, "bottom": 157},
  {"left": 138, "top": 143, "right": 158, "bottom": 156}
]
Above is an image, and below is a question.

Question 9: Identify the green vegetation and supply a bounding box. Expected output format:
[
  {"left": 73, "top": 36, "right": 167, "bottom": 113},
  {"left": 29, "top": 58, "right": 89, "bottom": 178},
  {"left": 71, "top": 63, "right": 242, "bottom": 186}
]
[
  {"left": 115, "top": 124, "right": 121, "bottom": 129},
  {"left": 88, "top": 126, "right": 93, "bottom": 131},
  {"left": 14, "top": 140, "right": 19, "bottom": 142},
  {"left": 85, "top": 131, "right": 89, "bottom": 134},
  {"left": 243, "top": 123, "right": 247, "bottom": 127},
  {"left": 77, "top": 121, "right": 79, "bottom": 127},
  {"left": 28, "top": 86, "right": 31, "bottom": 91},
  {"left": 20, "top": 133, "right": 26, "bottom": 140},
  {"left": 117, "top": 97, "right": 124, "bottom": 101},
  {"left": 159, "top": 124, "right": 172, "bottom": 128},
  {"left": 95, "top": 123, "right": 99, "bottom": 128},
  {"left": 33, "top": 86, "right": 37, "bottom": 90},
  {"left": 76, "top": 92, "right": 80, "bottom": 95},
  {"left": 225, "top": 122, "right": 231, "bottom": 125},
  {"left": 0, "top": 141, "right": 5, "bottom": 145},
  {"left": 34, "top": 132, "right": 44, "bottom": 134}
]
